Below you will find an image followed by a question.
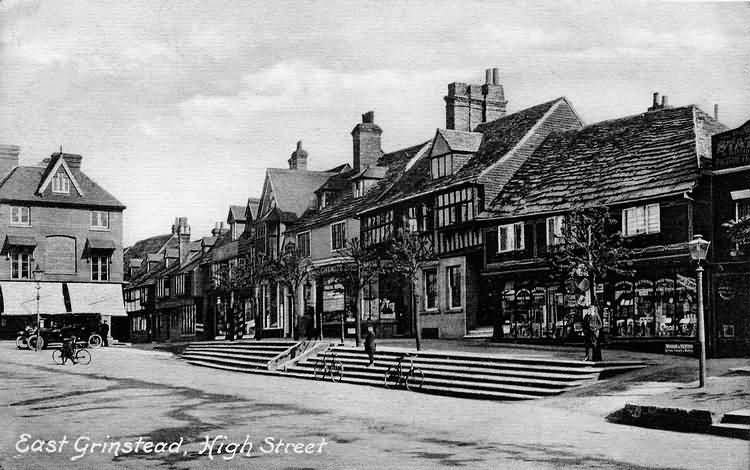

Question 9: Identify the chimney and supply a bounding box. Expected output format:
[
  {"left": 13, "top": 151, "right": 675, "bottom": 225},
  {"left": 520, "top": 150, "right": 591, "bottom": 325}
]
[
  {"left": 211, "top": 221, "right": 223, "bottom": 237},
  {"left": 445, "top": 68, "right": 507, "bottom": 131},
  {"left": 0, "top": 145, "right": 20, "bottom": 180},
  {"left": 351, "top": 111, "right": 383, "bottom": 171},
  {"left": 60, "top": 153, "right": 82, "bottom": 170},
  {"left": 661, "top": 95, "right": 669, "bottom": 108},
  {"left": 172, "top": 217, "right": 191, "bottom": 264},
  {"left": 648, "top": 92, "right": 666, "bottom": 112},
  {"left": 288, "top": 141, "right": 308, "bottom": 170},
  {"left": 714, "top": 103, "right": 719, "bottom": 121}
]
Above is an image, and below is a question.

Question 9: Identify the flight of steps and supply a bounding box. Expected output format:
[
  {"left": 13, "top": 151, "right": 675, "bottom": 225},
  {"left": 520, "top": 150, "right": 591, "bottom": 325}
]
[
  {"left": 285, "top": 347, "right": 647, "bottom": 401},
  {"left": 711, "top": 409, "right": 750, "bottom": 440},
  {"left": 181, "top": 340, "right": 299, "bottom": 373}
]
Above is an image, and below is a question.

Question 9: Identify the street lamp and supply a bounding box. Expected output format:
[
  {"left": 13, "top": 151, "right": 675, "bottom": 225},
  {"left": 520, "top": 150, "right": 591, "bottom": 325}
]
[
  {"left": 32, "top": 264, "right": 44, "bottom": 351},
  {"left": 688, "top": 234, "right": 710, "bottom": 388}
]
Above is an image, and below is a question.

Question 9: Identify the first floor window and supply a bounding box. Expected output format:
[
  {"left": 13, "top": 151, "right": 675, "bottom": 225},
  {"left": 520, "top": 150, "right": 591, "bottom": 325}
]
[
  {"left": 90, "top": 211, "right": 110, "bottom": 230},
  {"left": 10, "top": 206, "right": 30, "bottom": 225},
  {"left": 297, "top": 231, "right": 311, "bottom": 257},
  {"left": 498, "top": 222, "right": 525, "bottom": 252},
  {"left": 736, "top": 199, "right": 750, "bottom": 220},
  {"left": 447, "top": 265, "right": 462, "bottom": 309},
  {"left": 10, "top": 251, "right": 31, "bottom": 279},
  {"left": 546, "top": 215, "right": 565, "bottom": 245},
  {"left": 91, "top": 255, "right": 109, "bottom": 281},
  {"left": 622, "top": 203, "right": 660, "bottom": 237},
  {"left": 423, "top": 268, "right": 438, "bottom": 311},
  {"left": 331, "top": 222, "right": 346, "bottom": 250}
]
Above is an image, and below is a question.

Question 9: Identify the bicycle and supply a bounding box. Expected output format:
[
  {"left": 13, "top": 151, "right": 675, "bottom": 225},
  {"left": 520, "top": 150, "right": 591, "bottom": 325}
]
[
  {"left": 52, "top": 341, "right": 91, "bottom": 366},
  {"left": 384, "top": 353, "right": 424, "bottom": 391},
  {"left": 313, "top": 350, "right": 343, "bottom": 382}
]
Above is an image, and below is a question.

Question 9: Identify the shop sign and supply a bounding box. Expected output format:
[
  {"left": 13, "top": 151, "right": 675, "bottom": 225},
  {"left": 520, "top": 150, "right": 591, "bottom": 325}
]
[
  {"left": 717, "top": 278, "right": 738, "bottom": 301},
  {"left": 713, "top": 121, "right": 750, "bottom": 170},
  {"left": 664, "top": 343, "right": 695, "bottom": 355}
]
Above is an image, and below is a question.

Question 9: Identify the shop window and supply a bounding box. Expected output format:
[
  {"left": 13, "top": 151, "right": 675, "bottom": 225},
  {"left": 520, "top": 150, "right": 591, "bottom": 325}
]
[
  {"left": 10, "top": 251, "right": 31, "bottom": 279},
  {"left": 622, "top": 203, "right": 660, "bottom": 237},
  {"left": 498, "top": 222, "right": 524, "bottom": 253},
  {"left": 10, "top": 206, "right": 30, "bottom": 226},
  {"left": 546, "top": 215, "right": 564, "bottom": 245},
  {"left": 447, "top": 266, "right": 462, "bottom": 309},
  {"left": 331, "top": 222, "right": 346, "bottom": 251},
  {"left": 423, "top": 268, "right": 438, "bottom": 311},
  {"left": 737, "top": 199, "right": 750, "bottom": 220},
  {"left": 297, "top": 231, "right": 311, "bottom": 258}
]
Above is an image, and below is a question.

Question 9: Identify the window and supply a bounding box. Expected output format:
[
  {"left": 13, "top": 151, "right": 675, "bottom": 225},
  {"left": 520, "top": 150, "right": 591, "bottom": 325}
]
[
  {"left": 431, "top": 154, "right": 454, "bottom": 179},
  {"left": 10, "top": 251, "right": 31, "bottom": 279},
  {"left": 362, "top": 210, "right": 393, "bottom": 246},
  {"left": 546, "top": 215, "right": 565, "bottom": 245},
  {"left": 405, "top": 204, "right": 433, "bottom": 233},
  {"left": 736, "top": 200, "right": 750, "bottom": 221},
  {"left": 157, "top": 278, "right": 169, "bottom": 298},
  {"left": 435, "top": 187, "right": 476, "bottom": 228},
  {"left": 423, "top": 268, "right": 438, "bottom": 311},
  {"left": 447, "top": 266, "right": 462, "bottom": 309},
  {"left": 498, "top": 222, "right": 525, "bottom": 253},
  {"left": 10, "top": 206, "right": 30, "bottom": 226},
  {"left": 91, "top": 255, "right": 109, "bottom": 281},
  {"left": 90, "top": 211, "right": 110, "bottom": 230},
  {"left": 51, "top": 170, "right": 70, "bottom": 193},
  {"left": 622, "top": 203, "right": 660, "bottom": 237},
  {"left": 297, "top": 231, "right": 311, "bottom": 258},
  {"left": 331, "top": 222, "right": 346, "bottom": 251}
]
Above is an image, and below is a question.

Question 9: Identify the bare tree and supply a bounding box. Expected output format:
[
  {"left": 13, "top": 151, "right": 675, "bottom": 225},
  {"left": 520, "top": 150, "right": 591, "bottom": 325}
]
[
  {"left": 387, "top": 229, "right": 437, "bottom": 351},
  {"left": 332, "top": 237, "right": 385, "bottom": 346},
  {"left": 210, "top": 253, "right": 256, "bottom": 340}
]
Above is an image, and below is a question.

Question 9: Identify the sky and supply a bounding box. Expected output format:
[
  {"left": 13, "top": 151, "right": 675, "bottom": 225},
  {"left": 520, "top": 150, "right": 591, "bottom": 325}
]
[{"left": 1, "top": 0, "right": 749, "bottom": 246}]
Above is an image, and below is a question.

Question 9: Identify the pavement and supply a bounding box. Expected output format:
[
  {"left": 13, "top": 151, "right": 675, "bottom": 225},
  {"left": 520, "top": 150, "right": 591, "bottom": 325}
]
[{"left": 0, "top": 341, "right": 748, "bottom": 469}]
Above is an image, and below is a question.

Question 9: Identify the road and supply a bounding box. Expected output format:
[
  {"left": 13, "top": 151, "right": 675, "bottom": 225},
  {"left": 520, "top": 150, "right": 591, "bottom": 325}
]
[{"left": 0, "top": 343, "right": 746, "bottom": 470}]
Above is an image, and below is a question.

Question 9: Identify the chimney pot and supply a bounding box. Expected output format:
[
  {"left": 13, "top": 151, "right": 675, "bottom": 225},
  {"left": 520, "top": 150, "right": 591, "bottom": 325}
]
[
  {"left": 714, "top": 103, "right": 719, "bottom": 121},
  {"left": 661, "top": 95, "right": 668, "bottom": 107},
  {"left": 362, "top": 111, "right": 375, "bottom": 123},
  {"left": 653, "top": 92, "right": 660, "bottom": 108},
  {"left": 492, "top": 68, "right": 500, "bottom": 85},
  {"left": 485, "top": 69, "right": 492, "bottom": 85}
]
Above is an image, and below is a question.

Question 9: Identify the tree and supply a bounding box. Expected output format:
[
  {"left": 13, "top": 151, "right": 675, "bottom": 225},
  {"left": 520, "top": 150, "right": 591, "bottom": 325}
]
[
  {"left": 387, "top": 229, "right": 437, "bottom": 351},
  {"left": 331, "top": 237, "right": 385, "bottom": 347},
  {"left": 546, "top": 205, "right": 632, "bottom": 331},
  {"left": 257, "top": 242, "right": 311, "bottom": 339},
  {"left": 210, "top": 254, "right": 256, "bottom": 340}
]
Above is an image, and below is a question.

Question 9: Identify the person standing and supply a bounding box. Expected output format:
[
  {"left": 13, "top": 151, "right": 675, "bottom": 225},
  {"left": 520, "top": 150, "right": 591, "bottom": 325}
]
[
  {"left": 589, "top": 308, "right": 603, "bottom": 361},
  {"left": 364, "top": 325, "right": 376, "bottom": 367},
  {"left": 99, "top": 320, "right": 110, "bottom": 347}
]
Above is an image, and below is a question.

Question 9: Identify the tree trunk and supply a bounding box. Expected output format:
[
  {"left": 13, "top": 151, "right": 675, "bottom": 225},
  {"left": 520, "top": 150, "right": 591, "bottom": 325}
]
[
  {"left": 354, "top": 269, "right": 362, "bottom": 347},
  {"left": 412, "top": 278, "right": 421, "bottom": 351}
]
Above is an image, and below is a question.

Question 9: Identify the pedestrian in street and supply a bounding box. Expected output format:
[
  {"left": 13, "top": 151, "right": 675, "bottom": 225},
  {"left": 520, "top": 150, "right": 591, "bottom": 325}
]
[
  {"left": 364, "top": 325, "right": 376, "bottom": 367},
  {"left": 583, "top": 308, "right": 603, "bottom": 361},
  {"left": 99, "top": 320, "right": 110, "bottom": 347}
]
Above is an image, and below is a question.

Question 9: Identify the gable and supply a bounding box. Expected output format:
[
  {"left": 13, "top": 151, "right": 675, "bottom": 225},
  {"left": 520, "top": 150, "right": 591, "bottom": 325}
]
[
  {"left": 37, "top": 156, "right": 84, "bottom": 196},
  {"left": 430, "top": 132, "right": 451, "bottom": 157}
]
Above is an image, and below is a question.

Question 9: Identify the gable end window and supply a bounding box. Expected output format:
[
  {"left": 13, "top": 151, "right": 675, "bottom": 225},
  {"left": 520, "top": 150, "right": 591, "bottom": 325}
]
[
  {"left": 52, "top": 170, "right": 70, "bottom": 194},
  {"left": 498, "top": 222, "right": 525, "bottom": 253},
  {"left": 622, "top": 203, "right": 660, "bottom": 237},
  {"left": 10, "top": 206, "right": 31, "bottom": 226},
  {"left": 331, "top": 222, "right": 346, "bottom": 251},
  {"left": 91, "top": 211, "right": 110, "bottom": 230}
]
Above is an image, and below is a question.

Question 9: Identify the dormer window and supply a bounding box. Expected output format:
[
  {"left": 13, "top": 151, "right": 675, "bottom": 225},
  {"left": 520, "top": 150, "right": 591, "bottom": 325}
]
[
  {"left": 353, "top": 181, "right": 363, "bottom": 198},
  {"left": 52, "top": 170, "right": 70, "bottom": 193},
  {"left": 431, "top": 154, "right": 454, "bottom": 179}
]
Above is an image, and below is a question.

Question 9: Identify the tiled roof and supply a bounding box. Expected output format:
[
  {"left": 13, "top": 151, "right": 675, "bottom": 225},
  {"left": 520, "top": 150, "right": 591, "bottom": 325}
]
[
  {"left": 124, "top": 233, "right": 175, "bottom": 266},
  {"left": 264, "top": 168, "right": 338, "bottom": 220},
  {"left": 291, "top": 143, "right": 427, "bottom": 231},
  {"left": 437, "top": 128, "right": 483, "bottom": 153},
  {"left": 228, "top": 205, "right": 247, "bottom": 223},
  {"left": 369, "top": 99, "right": 564, "bottom": 208},
  {"left": 483, "top": 105, "right": 728, "bottom": 219},
  {"left": 0, "top": 161, "right": 125, "bottom": 209}
]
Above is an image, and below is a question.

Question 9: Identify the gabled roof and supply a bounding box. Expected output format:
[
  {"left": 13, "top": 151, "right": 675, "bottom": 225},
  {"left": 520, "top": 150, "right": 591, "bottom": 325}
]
[
  {"left": 0, "top": 159, "right": 125, "bottom": 209},
  {"left": 36, "top": 153, "right": 85, "bottom": 196},
  {"left": 435, "top": 128, "right": 483, "bottom": 153},
  {"left": 483, "top": 105, "right": 727, "bottom": 219},
  {"left": 228, "top": 205, "right": 247, "bottom": 223},
  {"left": 363, "top": 98, "right": 573, "bottom": 211},
  {"left": 291, "top": 143, "right": 427, "bottom": 232},
  {"left": 259, "top": 168, "right": 338, "bottom": 220},
  {"left": 245, "top": 198, "right": 260, "bottom": 221}
]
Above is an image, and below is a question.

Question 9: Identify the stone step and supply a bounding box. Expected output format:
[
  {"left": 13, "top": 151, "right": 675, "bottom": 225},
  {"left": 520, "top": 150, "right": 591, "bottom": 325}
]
[
  {"left": 182, "top": 350, "right": 278, "bottom": 364},
  {"left": 182, "top": 353, "right": 271, "bottom": 369},
  {"left": 721, "top": 409, "right": 750, "bottom": 426},
  {"left": 186, "top": 344, "right": 292, "bottom": 352}
]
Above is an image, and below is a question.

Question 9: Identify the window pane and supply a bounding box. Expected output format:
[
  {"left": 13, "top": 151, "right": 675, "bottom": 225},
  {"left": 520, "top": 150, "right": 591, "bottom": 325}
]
[{"left": 499, "top": 226, "right": 508, "bottom": 251}]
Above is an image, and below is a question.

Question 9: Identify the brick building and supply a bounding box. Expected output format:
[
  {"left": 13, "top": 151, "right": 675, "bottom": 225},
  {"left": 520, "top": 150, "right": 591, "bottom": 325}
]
[{"left": 0, "top": 147, "right": 126, "bottom": 340}]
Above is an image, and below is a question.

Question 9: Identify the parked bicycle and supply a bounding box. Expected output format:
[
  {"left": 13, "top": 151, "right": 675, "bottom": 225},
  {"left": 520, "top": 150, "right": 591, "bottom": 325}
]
[
  {"left": 52, "top": 339, "right": 91, "bottom": 366},
  {"left": 313, "top": 350, "right": 343, "bottom": 382},
  {"left": 384, "top": 353, "right": 424, "bottom": 391}
]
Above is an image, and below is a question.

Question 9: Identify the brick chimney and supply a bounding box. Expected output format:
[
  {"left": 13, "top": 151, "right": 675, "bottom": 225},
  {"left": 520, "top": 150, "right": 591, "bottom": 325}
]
[
  {"left": 0, "top": 145, "right": 20, "bottom": 180},
  {"left": 61, "top": 153, "right": 82, "bottom": 170},
  {"left": 648, "top": 92, "right": 671, "bottom": 112},
  {"left": 445, "top": 68, "right": 507, "bottom": 131},
  {"left": 288, "top": 141, "right": 308, "bottom": 170},
  {"left": 351, "top": 111, "right": 383, "bottom": 171},
  {"left": 172, "top": 217, "right": 191, "bottom": 264}
]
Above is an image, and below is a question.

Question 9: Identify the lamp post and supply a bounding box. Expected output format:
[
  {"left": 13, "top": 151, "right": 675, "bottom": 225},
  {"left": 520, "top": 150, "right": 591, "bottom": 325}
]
[
  {"left": 688, "top": 234, "right": 710, "bottom": 388},
  {"left": 32, "top": 264, "right": 44, "bottom": 352}
]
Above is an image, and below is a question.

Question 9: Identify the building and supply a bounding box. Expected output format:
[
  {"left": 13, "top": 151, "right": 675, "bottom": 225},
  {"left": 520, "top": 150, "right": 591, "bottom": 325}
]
[
  {"left": 0, "top": 147, "right": 127, "bottom": 340},
  {"left": 478, "top": 96, "right": 727, "bottom": 354}
]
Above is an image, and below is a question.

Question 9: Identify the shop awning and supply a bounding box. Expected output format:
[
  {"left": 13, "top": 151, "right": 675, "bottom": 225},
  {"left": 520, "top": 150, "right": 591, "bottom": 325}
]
[
  {"left": 67, "top": 283, "right": 127, "bottom": 317},
  {"left": 0, "top": 281, "right": 66, "bottom": 316},
  {"left": 1, "top": 235, "right": 38, "bottom": 254}
]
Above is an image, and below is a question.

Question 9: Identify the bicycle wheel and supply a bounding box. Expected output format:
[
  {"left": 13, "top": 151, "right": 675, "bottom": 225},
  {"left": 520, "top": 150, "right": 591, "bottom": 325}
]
[
  {"left": 330, "top": 360, "right": 343, "bottom": 382},
  {"left": 383, "top": 366, "right": 400, "bottom": 388},
  {"left": 16, "top": 336, "right": 29, "bottom": 350},
  {"left": 52, "top": 349, "right": 64, "bottom": 365},
  {"left": 406, "top": 368, "right": 424, "bottom": 391},
  {"left": 88, "top": 334, "right": 103, "bottom": 348},
  {"left": 313, "top": 358, "right": 326, "bottom": 379},
  {"left": 75, "top": 349, "right": 91, "bottom": 365}
]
